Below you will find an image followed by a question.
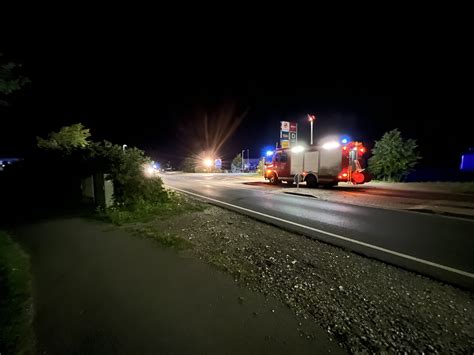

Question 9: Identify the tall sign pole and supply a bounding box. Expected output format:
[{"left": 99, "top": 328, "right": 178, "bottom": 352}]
[{"left": 307, "top": 114, "right": 316, "bottom": 145}]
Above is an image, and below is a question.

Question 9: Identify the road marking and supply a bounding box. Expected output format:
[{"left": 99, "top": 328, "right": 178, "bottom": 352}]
[{"left": 169, "top": 186, "right": 474, "bottom": 280}]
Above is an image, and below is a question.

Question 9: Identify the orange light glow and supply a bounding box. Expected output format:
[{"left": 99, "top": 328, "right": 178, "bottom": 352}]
[{"left": 353, "top": 172, "right": 365, "bottom": 184}]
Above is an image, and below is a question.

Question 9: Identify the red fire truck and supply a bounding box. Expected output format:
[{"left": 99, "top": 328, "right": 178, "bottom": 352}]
[{"left": 264, "top": 141, "right": 371, "bottom": 187}]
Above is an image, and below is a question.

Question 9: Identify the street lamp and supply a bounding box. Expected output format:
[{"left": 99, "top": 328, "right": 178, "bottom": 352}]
[
  {"left": 203, "top": 158, "right": 213, "bottom": 173},
  {"left": 144, "top": 164, "right": 155, "bottom": 177},
  {"left": 307, "top": 114, "right": 316, "bottom": 145},
  {"left": 122, "top": 144, "right": 127, "bottom": 151}
]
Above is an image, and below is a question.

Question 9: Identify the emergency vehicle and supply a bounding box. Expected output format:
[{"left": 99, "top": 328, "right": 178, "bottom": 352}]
[{"left": 264, "top": 141, "right": 371, "bottom": 187}]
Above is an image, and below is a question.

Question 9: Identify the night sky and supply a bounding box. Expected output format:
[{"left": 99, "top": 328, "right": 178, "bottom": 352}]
[{"left": 0, "top": 23, "right": 468, "bottom": 172}]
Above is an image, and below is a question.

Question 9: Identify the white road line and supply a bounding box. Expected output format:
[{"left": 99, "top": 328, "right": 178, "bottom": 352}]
[{"left": 169, "top": 186, "right": 474, "bottom": 279}]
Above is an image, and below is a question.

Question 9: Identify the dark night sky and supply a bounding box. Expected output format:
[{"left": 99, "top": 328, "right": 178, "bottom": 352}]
[{"left": 0, "top": 18, "right": 469, "bottom": 171}]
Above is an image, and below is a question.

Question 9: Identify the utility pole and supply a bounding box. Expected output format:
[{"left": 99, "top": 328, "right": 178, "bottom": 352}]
[{"left": 241, "top": 149, "right": 245, "bottom": 172}]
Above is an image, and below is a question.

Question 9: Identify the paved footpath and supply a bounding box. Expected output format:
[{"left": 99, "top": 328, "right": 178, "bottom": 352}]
[{"left": 13, "top": 218, "right": 342, "bottom": 354}]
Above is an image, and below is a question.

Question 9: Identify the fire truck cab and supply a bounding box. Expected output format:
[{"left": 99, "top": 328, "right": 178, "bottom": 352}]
[{"left": 264, "top": 141, "right": 371, "bottom": 187}]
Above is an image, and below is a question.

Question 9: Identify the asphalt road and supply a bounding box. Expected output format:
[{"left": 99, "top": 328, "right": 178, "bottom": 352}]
[{"left": 162, "top": 173, "right": 474, "bottom": 290}]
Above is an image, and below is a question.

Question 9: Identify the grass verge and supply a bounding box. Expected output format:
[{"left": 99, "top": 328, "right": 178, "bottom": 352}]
[
  {"left": 95, "top": 192, "right": 207, "bottom": 250},
  {"left": 128, "top": 225, "right": 193, "bottom": 250},
  {"left": 0, "top": 231, "right": 34, "bottom": 354},
  {"left": 96, "top": 192, "right": 207, "bottom": 226}
]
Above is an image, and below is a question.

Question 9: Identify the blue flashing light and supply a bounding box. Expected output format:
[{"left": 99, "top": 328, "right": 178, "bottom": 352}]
[
  {"left": 340, "top": 135, "right": 351, "bottom": 144},
  {"left": 460, "top": 152, "right": 474, "bottom": 171},
  {"left": 266, "top": 150, "right": 274, "bottom": 157}
]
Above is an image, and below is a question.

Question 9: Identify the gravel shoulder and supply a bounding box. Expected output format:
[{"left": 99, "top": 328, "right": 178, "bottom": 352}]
[{"left": 134, "top": 194, "right": 474, "bottom": 353}]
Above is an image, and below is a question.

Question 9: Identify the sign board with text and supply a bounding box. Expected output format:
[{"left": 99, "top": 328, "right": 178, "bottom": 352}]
[
  {"left": 280, "top": 121, "right": 298, "bottom": 148},
  {"left": 280, "top": 121, "right": 297, "bottom": 148},
  {"left": 280, "top": 121, "right": 290, "bottom": 131}
]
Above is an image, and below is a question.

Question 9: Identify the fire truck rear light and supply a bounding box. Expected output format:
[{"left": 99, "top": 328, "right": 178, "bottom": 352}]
[
  {"left": 343, "top": 173, "right": 348, "bottom": 177},
  {"left": 360, "top": 148, "right": 365, "bottom": 153},
  {"left": 353, "top": 172, "right": 365, "bottom": 184},
  {"left": 338, "top": 175, "right": 342, "bottom": 179},
  {"left": 342, "top": 146, "right": 347, "bottom": 151}
]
